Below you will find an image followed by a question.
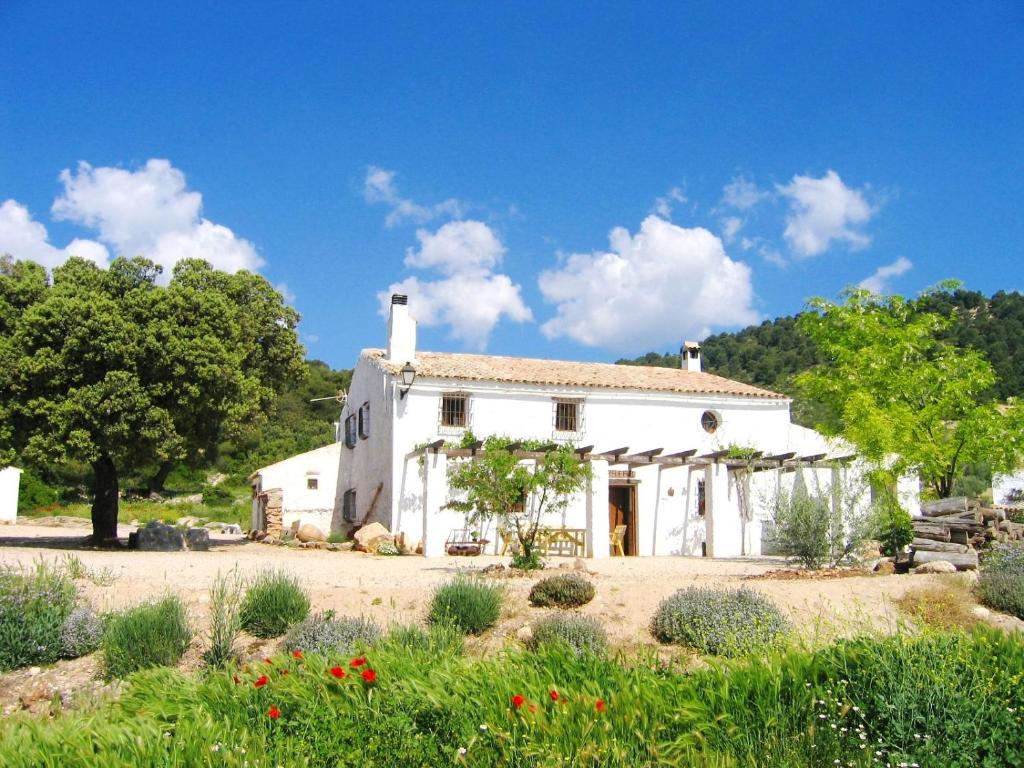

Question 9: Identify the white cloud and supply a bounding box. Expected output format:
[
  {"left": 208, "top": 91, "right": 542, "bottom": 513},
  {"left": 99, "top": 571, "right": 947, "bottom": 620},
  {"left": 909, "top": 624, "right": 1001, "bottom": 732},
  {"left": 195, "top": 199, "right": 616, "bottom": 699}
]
[
  {"left": 274, "top": 282, "right": 296, "bottom": 304},
  {"left": 363, "top": 166, "right": 465, "bottom": 228},
  {"left": 722, "top": 176, "right": 768, "bottom": 210},
  {"left": 404, "top": 220, "right": 504, "bottom": 275},
  {"left": 859, "top": 256, "right": 912, "bottom": 294},
  {"left": 777, "top": 170, "right": 875, "bottom": 257},
  {"left": 720, "top": 216, "right": 743, "bottom": 243},
  {"left": 538, "top": 215, "right": 759, "bottom": 351},
  {"left": 651, "top": 187, "right": 687, "bottom": 219},
  {"left": 0, "top": 199, "right": 109, "bottom": 268},
  {"left": 379, "top": 219, "right": 531, "bottom": 349},
  {"left": 50, "top": 159, "right": 262, "bottom": 275}
]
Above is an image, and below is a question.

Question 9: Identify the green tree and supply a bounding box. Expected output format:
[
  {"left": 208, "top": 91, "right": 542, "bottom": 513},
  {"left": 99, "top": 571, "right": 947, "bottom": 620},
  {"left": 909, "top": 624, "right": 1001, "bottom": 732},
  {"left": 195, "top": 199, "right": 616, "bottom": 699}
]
[
  {"left": 796, "top": 286, "right": 1024, "bottom": 498},
  {"left": 446, "top": 437, "right": 591, "bottom": 569},
  {"left": 0, "top": 256, "right": 304, "bottom": 543}
]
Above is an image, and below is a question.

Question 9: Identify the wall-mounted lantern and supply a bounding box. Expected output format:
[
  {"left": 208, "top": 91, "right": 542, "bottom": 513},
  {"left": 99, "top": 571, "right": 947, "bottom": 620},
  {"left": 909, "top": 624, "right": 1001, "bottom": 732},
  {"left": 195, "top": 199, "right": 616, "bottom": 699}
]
[{"left": 399, "top": 361, "right": 417, "bottom": 399}]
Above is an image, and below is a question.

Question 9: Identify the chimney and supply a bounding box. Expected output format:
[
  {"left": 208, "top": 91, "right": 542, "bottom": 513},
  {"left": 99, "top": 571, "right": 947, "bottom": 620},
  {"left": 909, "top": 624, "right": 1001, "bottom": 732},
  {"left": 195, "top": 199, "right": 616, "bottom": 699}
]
[
  {"left": 681, "top": 341, "right": 701, "bottom": 372},
  {"left": 386, "top": 294, "right": 417, "bottom": 363}
]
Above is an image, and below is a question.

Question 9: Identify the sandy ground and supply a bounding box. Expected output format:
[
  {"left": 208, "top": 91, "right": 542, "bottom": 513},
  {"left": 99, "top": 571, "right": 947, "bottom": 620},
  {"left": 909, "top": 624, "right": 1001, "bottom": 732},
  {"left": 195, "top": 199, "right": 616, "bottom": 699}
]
[{"left": 0, "top": 520, "right": 986, "bottom": 716}]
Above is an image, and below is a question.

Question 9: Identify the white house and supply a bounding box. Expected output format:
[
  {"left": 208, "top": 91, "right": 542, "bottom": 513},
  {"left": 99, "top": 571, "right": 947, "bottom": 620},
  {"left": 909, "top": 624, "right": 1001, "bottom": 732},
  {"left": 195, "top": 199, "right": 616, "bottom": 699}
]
[
  {"left": 251, "top": 443, "right": 342, "bottom": 533},
  {"left": 993, "top": 471, "right": 1024, "bottom": 508},
  {"left": 322, "top": 294, "right": 902, "bottom": 558},
  {"left": 0, "top": 466, "right": 22, "bottom": 523}
]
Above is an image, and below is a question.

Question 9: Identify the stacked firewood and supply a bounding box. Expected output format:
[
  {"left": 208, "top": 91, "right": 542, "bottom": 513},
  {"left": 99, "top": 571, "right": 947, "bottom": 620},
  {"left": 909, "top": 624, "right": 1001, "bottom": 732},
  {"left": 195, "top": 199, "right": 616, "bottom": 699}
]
[{"left": 910, "top": 496, "right": 1023, "bottom": 570}]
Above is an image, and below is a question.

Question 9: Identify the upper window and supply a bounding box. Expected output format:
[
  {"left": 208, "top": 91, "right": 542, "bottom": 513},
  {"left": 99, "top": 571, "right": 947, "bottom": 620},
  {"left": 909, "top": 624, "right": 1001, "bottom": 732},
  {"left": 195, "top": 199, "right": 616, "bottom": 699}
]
[
  {"left": 358, "top": 402, "right": 370, "bottom": 439},
  {"left": 307, "top": 477, "right": 319, "bottom": 490},
  {"left": 553, "top": 398, "right": 584, "bottom": 436},
  {"left": 701, "top": 410, "right": 720, "bottom": 434},
  {"left": 440, "top": 393, "right": 469, "bottom": 430},
  {"left": 344, "top": 414, "right": 358, "bottom": 447}
]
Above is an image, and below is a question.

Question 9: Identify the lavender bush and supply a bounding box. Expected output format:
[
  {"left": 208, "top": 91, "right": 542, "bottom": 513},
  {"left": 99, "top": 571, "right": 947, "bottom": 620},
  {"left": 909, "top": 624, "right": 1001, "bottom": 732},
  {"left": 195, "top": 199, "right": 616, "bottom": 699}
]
[
  {"left": 529, "top": 613, "right": 607, "bottom": 656},
  {"left": 651, "top": 586, "right": 789, "bottom": 656},
  {"left": 528, "top": 573, "right": 596, "bottom": 608},
  {"left": 977, "top": 542, "right": 1024, "bottom": 618},
  {"left": 60, "top": 606, "right": 104, "bottom": 659},
  {"left": 284, "top": 612, "right": 381, "bottom": 656},
  {"left": 0, "top": 563, "right": 77, "bottom": 670}
]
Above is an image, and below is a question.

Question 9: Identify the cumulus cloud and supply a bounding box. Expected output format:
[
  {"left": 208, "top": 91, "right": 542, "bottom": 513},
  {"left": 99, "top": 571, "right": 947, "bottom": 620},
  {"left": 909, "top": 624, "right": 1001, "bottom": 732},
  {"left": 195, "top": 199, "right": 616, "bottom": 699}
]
[
  {"left": 777, "top": 170, "right": 875, "bottom": 257},
  {"left": 51, "top": 159, "right": 262, "bottom": 274},
  {"left": 379, "top": 220, "right": 531, "bottom": 349},
  {"left": 363, "top": 166, "right": 465, "bottom": 228},
  {"left": 859, "top": 257, "right": 912, "bottom": 294},
  {"left": 538, "top": 215, "right": 759, "bottom": 351},
  {"left": 722, "top": 176, "right": 768, "bottom": 210},
  {"left": 0, "top": 199, "right": 109, "bottom": 268},
  {"left": 651, "top": 187, "right": 687, "bottom": 219}
]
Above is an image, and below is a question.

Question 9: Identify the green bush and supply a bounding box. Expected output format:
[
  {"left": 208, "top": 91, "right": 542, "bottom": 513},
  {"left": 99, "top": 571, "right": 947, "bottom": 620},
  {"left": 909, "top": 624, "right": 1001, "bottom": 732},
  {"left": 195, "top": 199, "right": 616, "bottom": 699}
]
[
  {"left": 383, "top": 622, "right": 464, "bottom": 656},
  {"left": 528, "top": 572, "right": 595, "bottom": 608},
  {"left": 976, "top": 543, "right": 1024, "bottom": 618},
  {"left": 511, "top": 548, "right": 545, "bottom": 571},
  {"left": 284, "top": 613, "right": 380, "bottom": 656},
  {"left": 427, "top": 576, "right": 503, "bottom": 635},
  {"left": 0, "top": 562, "right": 78, "bottom": 670},
  {"left": 15, "top": 468, "right": 59, "bottom": 514},
  {"left": 874, "top": 497, "right": 914, "bottom": 556},
  {"left": 201, "top": 485, "right": 233, "bottom": 507},
  {"left": 771, "top": 482, "right": 870, "bottom": 569},
  {"left": 203, "top": 570, "right": 242, "bottom": 667},
  {"left": 651, "top": 586, "right": 789, "bottom": 656},
  {"left": 239, "top": 569, "right": 310, "bottom": 638},
  {"left": 528, "top": 613, "right": 607, "bottom": 656},
  {"left": 102, "top": 596, "right": 191, "bottom": 679}
]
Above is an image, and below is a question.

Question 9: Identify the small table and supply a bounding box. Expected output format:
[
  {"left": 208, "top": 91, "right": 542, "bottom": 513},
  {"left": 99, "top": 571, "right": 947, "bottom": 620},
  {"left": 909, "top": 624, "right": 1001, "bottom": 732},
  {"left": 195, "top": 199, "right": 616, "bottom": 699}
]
[{"left": 540, "top": 527, "right": 586, "bottom": 557}]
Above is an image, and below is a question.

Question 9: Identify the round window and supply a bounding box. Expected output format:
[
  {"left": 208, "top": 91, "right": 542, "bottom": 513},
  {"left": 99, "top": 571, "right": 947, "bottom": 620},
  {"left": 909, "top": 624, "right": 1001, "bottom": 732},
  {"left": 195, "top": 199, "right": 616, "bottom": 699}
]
[{"left": 701, "top": 410, "right": 719, "bottom": 433}]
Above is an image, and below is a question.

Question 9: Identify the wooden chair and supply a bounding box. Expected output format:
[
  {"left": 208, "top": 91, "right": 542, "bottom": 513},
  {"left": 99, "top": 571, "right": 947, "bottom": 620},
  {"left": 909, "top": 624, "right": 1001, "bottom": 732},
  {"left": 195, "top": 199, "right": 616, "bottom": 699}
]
[
  {"left": 497, "top": 525, "right": 514, "bottom": 555},
  {"left": 611, "top": 524, "right": 627, "bottom": 556}
]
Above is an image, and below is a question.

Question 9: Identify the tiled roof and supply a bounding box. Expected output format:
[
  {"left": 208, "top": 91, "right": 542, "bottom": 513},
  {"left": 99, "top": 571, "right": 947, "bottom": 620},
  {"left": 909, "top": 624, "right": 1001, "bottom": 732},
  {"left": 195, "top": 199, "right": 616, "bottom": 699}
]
[{"left": 364, "top": 349, "right": 787, "bottom": 400}]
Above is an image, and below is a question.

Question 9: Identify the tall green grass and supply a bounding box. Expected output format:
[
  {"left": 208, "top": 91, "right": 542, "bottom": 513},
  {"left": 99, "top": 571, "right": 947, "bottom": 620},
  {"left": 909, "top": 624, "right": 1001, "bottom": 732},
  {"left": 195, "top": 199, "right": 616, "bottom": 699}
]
[
  {"left": 101, "top": 596, "right": 191, "bottom": 679},
  {"left": 0, "top": 628, "right": 1019, "bottom": 767},
  {"left": 427, "top": 576, "right": 503, "bottom": 635},
  {"left": 239, "top": 569, "right": 311, "bottom": 638}
]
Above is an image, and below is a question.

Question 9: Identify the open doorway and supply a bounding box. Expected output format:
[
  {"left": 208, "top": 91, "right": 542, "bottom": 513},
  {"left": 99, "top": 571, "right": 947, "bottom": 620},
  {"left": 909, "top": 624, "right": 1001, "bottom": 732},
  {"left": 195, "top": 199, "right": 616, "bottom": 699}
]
[{"left": 608, "top": 484, "right": 637, "bottom": 556}]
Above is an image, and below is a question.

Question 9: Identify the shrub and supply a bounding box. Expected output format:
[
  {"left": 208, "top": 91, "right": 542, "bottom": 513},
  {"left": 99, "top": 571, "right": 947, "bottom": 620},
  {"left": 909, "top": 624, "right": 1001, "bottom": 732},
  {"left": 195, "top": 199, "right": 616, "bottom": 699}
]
[
  {"left": 326, "top": 531, "right": 347, "bottom": 544},
  {"left": 511, "top": 549, "right": 545, "bottom": 571},
  {"left": 771, "top": 481, "right": 871, "bottom": 569},
  {"left": 874, "top": 497, "right": 914, "bottom": 556},
  {"left": 528, "top": 613, "right": 607, "bottom": 656},
  {"left": 16, "top": 468, "right": 58, "bottom": 514},
  {"left": 60, "top": 606, "right": 104, "bottom": 659},
  {"left": 375, "top": 539, "right": 401, "bottom": 556},
  {"left": 238, "top": 569, "right": 310, "bottom": 638},
  {"left": 383, "top": 622, "right": 464, "bottom": 656},
  {"left": 981, "top": 542, "right": 1024, "bottom": 576},
  {"left": 102, "top": 596, "right": 191, "bottom": 679},
  {"left": 201, "top": 485, "right": 233, "bottom": 507},
  {"left": 284, "top": 613, "right": 380, "bottom": 656},
  {"left": 427, "top": 576, "right": 503, "bottom": 635},
  {"left": 0, "top": 562, "right": 78, "bottom": 671},
  {"left": 203, "top": 570, "right": 242, "bottom": 667},
  {"left": 528, "top": 572, "right": 595, "bottom": 608},
  {"left": 977, "top": 542, "right": 1024, "bottom": 619},
  {"left": 651, "top": 586, "right": 789, "bottom": 656}
]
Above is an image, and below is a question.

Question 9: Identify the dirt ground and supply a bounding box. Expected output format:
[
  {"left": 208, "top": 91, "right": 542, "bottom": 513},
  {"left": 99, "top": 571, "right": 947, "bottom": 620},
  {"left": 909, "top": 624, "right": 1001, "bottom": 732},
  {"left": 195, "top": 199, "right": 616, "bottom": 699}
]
[{"left": 0, "top": 521, "right": 994, "bottom": 717}]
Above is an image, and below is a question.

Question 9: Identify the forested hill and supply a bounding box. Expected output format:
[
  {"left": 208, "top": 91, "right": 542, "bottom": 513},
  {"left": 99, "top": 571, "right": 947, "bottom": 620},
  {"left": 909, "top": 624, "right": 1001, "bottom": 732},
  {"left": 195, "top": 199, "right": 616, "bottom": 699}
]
[{"left": 616, "top": 289, "right": 1024, "bottom": 402}]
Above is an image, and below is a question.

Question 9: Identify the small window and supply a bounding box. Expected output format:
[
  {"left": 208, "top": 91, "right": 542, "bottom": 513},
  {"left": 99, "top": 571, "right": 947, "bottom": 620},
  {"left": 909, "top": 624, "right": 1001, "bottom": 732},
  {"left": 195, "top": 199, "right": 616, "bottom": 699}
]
[
  {"left": 344, "top": 414, "right": 357, "bottom": 448},
  {"left": 553, "top": 398, "right": 582, "bottom": 434},
  {"left": 307, "top": 477, "right": 319, "bottom": 490},
  {"left": 358, "top": 402, "right": 370, "bottom": 439},
  {"left": 342, "top": 488, "right": 357, "bottom": 522},
  {"left": 440, "top": 393, "right": 468, "bottom": 429},
  {"left": 697, "top": 479, "right": 706, "bottom": 516},
  {"left": 701, "top": 410, "right": 719, "bottom": 434}
]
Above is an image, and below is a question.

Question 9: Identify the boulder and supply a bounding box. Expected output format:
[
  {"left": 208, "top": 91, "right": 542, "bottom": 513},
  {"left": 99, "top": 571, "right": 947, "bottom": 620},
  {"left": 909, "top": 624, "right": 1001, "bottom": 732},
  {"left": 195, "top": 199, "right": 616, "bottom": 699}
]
[
  {"left": 176, "top": 515, "right": 203, "bottom": 528},
  {"left": 873, "top": 559, "right": 896, "bottom": 575},
  {"left": 296, "top": 524, "right": 327, "bottom": 543},
  {"left": 134, "top": 521, "right": 185, "bottom": 551},
  {"left": 914, "top": 559, "right": 958, "bottom": 574},
  {"left": 185, "top": 527, "right": 211, "bottom": 551},
  {"left": 353, "top": 522, "right": 390, "bottom": 551}
]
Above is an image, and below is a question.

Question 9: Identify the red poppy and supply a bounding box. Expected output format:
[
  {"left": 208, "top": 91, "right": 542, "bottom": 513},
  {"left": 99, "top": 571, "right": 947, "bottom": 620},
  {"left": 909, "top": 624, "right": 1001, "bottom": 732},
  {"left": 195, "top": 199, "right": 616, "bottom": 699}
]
[
  {"left": 549, "top": 690, "right": 559, "bottom": 702},
  {"left": 329, "top": 666, "right": 346, "bottom": 679},
  {"left": 268, "top": 705, "right": 281, "bottom": 719},
  {"left": 595, "top": 699, "right": 606, "bottom": 712},
  {"left": 292, "top": 650, "right": 303, "bottom": 659},
  {"left": 349, "top": 656, "right": 367, "bottom": 669},
  {"left": 511, "top": 694, "right": 525, "bottom": 709},
  {"left": 254, "top": 675, "right": 269, "bottom": 688},
  {"left": 361, "top": 668, "right": 377, "bottom": 684}
]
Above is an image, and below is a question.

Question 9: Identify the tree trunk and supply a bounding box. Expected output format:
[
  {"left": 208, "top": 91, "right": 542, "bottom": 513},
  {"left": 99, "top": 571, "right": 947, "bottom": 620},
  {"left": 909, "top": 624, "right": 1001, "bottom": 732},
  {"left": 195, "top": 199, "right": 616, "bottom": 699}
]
[
  {"left": 147, "top": 460, "right": 174, "bottom": 494},
  {"left": 90, "top": 455, "right": 121, "bottom": 545}
]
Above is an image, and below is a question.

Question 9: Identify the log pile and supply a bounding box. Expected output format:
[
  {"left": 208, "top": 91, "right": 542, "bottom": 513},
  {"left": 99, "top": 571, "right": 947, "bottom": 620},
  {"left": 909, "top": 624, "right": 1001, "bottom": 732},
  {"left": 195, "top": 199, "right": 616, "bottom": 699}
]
[{"left": 910, "top": 496, "right": 1024, "bottom": 570}]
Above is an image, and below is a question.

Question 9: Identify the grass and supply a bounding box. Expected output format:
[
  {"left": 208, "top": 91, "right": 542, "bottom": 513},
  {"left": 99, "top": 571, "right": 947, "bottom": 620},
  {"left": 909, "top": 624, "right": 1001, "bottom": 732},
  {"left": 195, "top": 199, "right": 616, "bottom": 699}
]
[
  {"left": 101, "top": 596, "right": 192, "bottom": 679},
  {"left": 427, "top": 576, "right": 504, "bottom": 635},
  {"left": 22, "top": 500, "right": 250, "bottom": 527},
  {"left": 895, "top": 576, "right": 985, "bottom": 631},
  {"left": 0, "top": 629, "right": 1021, "bottom": 767},
  {"left": 239, "top": 569, "right": 311, "bottom": 638},
  {"left": 203, "top": 570, "right": 243, "bottom": 667}
]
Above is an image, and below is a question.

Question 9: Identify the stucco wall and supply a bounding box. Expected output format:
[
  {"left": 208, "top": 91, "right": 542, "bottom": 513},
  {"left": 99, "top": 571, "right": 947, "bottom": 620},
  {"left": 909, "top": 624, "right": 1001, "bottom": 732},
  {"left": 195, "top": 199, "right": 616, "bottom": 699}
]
[
  {"left": 253, "top": 443, "right": 342, "bottom": 533},
  {"left": 993, "top": 471, "right": 1024, "bottom": 507},
  {"left": 0, "top": 467, "right": 21, "bottom": 522}
]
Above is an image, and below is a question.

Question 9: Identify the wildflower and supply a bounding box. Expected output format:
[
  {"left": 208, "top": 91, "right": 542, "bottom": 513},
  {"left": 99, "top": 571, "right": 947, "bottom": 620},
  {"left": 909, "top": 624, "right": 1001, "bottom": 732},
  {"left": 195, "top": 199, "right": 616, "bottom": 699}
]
[
  {"left": 254, "top": 675, "right": 269, "bottom": 688},
  {"left": 350, "top": 656, "right": 367, "bottom": 668},
  {"left": 479, "top": 724, "right": 488, "bottom": 731},
  {"left": 329, "top": 666, "right": 346, "bottom": 679},
  {"left": 511, "top": 694, "right": 525, "bottom": 709},
  {"left": 268, "top": 705, "right": 280, "bottom": 719},
  {"left": 549, "top": 690, "right": 559, "bottom": 702},
  {"left": 292, "top": 650, "right": 303, "bottom": 659},
  {"left": 595, "top": 699, "right": 606, "bottom": 713},
  {"left": 457, "top": 747, "right": 467, "bottom": 755},
  {"left": 361, "top": 668, "right": 377, "bottom": 684}
]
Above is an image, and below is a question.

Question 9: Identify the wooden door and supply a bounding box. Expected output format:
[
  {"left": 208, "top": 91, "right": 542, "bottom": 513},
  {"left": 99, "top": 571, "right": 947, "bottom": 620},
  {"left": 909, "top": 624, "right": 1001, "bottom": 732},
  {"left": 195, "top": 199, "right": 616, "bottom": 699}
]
[{"left": 608, "top": 485, "right": 637, "bottom": 556}]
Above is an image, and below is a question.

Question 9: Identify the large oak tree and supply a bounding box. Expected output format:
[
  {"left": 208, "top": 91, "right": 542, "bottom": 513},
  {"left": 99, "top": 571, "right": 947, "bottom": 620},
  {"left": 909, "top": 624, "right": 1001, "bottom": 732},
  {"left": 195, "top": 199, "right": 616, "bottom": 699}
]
[{"left": 0, "top": 255, "right": 304, "bottom": 543}]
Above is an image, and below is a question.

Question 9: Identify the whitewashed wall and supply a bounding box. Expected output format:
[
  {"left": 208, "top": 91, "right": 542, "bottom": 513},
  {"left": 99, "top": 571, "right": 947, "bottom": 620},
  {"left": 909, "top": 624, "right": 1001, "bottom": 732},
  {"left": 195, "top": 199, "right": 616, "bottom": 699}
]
[
  {"left": 993, "top": 471, "right": 1024, "bottom": 507},
  {"left": 0, "top": 467, "right": 21, "bottom": 522},
  {"left": 252, "top": 443, "right": 342, "bottom": 532}
]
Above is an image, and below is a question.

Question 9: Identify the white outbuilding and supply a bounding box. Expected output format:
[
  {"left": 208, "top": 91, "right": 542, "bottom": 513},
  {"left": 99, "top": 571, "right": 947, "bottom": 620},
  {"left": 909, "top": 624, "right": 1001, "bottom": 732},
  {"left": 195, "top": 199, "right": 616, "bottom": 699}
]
[{"left": 0, "top": 466, "right": 22, "bottom": 523}]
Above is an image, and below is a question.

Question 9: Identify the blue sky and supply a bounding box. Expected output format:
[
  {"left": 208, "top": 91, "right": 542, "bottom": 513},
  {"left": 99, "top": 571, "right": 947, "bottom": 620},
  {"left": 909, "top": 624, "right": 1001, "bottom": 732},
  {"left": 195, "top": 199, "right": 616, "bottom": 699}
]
[{"left": 2, "top": 2, "right": 1021, "bottom": 369}]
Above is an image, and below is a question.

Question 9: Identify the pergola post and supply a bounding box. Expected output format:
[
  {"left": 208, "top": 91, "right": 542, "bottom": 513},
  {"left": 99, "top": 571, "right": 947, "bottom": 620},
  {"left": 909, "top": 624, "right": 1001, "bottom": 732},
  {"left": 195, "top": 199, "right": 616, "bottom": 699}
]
[
  {"left": 422, "top": 451, "right": 448, "bottom": 558},
  {"left": 586, "top": 459, "right": 610, "bottom": 558}
]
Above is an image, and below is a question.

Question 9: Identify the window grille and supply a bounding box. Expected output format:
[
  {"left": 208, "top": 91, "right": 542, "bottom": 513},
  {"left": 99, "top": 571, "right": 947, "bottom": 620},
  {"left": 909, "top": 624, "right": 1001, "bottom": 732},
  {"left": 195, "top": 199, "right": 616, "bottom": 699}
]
[
  {"left": 552, "top": 398, "right": 584, "bottom": 439},
  {"left": 342, "top": 488, "right": 357, "bottom": 522},
  {"left": 307, "top": 477, "right": 318, "bottom": 490},
  {"left": 697, "top": 479, "right": 706, "bottom": 516},
  {"left": 701, "top": 410, "right": 720, "bottom": 434},
  {"left": 439, "top": 393, "right": 469, "bottom": 432},
  {"left": 358, "top": 402, "right": 370, "bottom": 439},
  {"left": 344, "top": 414, "right": 358, "bottom": 448}
]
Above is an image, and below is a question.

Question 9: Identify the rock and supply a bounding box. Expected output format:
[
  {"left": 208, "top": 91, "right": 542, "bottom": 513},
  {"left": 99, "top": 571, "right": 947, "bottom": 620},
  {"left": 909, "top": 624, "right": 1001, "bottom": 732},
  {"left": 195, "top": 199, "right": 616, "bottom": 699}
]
[
  {"left": 972, "top": 605, "right": 992, "bottom": 620},
  {"left": 365, "top": 534, "right": 396, "bottom": 554},
  {"left": 134, "top": 521, "right": 185, "bottom": 552},
  {"left": 176, "top": 516, "right": 203, "bottom": 528},
  {"left": 296, "top": 524, "right": 326, "bottom": 543},
  {"left": 572, "top": 557, "right": 596, "bottom": 575},
  {"left": 28, "top": 666, "right": 41, "bottom": 677},
  {"left": 481, "top": 564, "right": 506, "bottom": 575},
  {"left": 853, "top": 539, "right": 882, "bottom": 563},
  {"left": 185, "top": 527, "right": 211, "bottom": 551},
  {"left": 300, "top": 541, "right": 327, "bottom": 549},
  {"left": 353, "top": 522, "right": 390, "bottom": 550},
  {"left": 222, "top": 524, "right": 242, "bottom": 534},
  {"left": 204, "top": 521, "right": 226, "bottom": 530},
  {"left": 914, "top": 559, "right": 957, "bottom": 574},
  {"left": 873, "top": 559, "right": 896, "bottom": 575},
  {"left": 205, "top": 522, "right": 243, "bottom": 534},
  {"left": 515, "top": 624, "right": 533, "bottom": 643}
]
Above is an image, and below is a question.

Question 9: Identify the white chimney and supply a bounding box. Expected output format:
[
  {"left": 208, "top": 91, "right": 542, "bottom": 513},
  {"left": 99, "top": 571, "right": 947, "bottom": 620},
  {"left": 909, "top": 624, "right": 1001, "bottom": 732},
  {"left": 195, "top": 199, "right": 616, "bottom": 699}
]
[
  {"left": 386, "top": 294, "right": 417, "bottom": 363},
  {"left": 682, "top": 341, "right": 702, "bottom": 372}
]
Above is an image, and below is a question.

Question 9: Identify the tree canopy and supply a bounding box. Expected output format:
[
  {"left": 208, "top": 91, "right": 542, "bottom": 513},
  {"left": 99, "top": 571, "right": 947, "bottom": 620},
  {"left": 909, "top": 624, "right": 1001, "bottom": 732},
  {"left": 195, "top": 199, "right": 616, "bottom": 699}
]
[
  {"left": 0, "top": 255, "right": 305, "bottom": 541},
  {"left": 795, "top": 286, "right": 1024, "bottom": 498}
]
